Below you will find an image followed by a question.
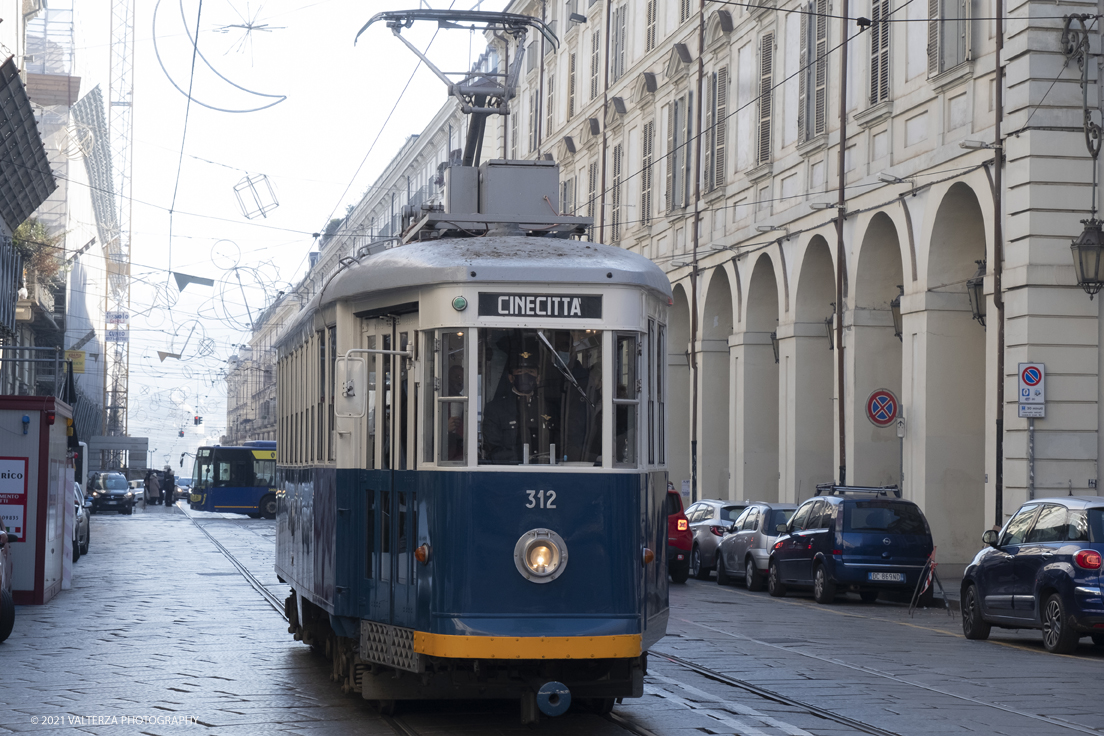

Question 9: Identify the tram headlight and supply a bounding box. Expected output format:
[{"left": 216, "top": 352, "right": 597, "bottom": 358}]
[{"left": 514, "top": 528, "right": 568, "bottom": 584}]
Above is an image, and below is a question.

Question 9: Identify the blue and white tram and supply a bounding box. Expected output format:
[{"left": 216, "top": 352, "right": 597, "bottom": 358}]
[{"left": 275, "top": 232, "right": 672, "bottom": 716}]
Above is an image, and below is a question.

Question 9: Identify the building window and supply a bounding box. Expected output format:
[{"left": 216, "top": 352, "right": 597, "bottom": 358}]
[
  {"left": 546, "top": 73, "right": 556, "bottom": 138},
  {"left": 928, "top": 0, "right": 969, "bottom": 76},
  {"left": 610, "top": 5, "right": 627, "bottom": 83},
  {"left": 611, "top": 142, "right": 623, "bottom": 241},
  {"left": 511, "top": 95, "right": 519, "bottom": 158},
  {"left": 646, "top": 0, "right": 658, "bottom": 52},
  {"left": 527, "top": 41, "right": 537, "bottom": 73},
  {"left": 641, "top": 119, "right": 654, "bottom": 226},
  {"left": 666, "top": 94, "right": 692, "bottom": 211},
  {"left": 679, "top": 0, "right": 692, "bottom": 24},
  {"left": 587, "top": 160, "right": 599, "bottom": 219},
  {"left": 528, "top": 91, "right": 538, "bottom": 153},
  {"left": 870, "top": 0, "right": 890, "bottom": 102},
  {"left": 799, "top": 0, "right": 828, "bottom": 141},
  {"left": 705, "top": 67, "right": 728, "bottom": 190},
  {"left": 757, "top": 33, "right": 774, "bottom": 166},
  {"left": 590, "top": 30, "right": 601, "bottom": 100},
  {"left": 568, "top": 52, "right": 577, "bottom": 119},
  {"left": 561, "top": 176, "right": 576, "bottom": 215}
]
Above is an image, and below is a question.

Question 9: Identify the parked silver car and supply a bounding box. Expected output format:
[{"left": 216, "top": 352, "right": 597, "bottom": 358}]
[
  {"left": 686, "top": 499, "right": 749, "bottom": 579},
  {"left": 715, "top": 503, "right": 797, "bottom": 590},
  {"left": 73, "top": 482, "right": 90, "bottom": 561}
]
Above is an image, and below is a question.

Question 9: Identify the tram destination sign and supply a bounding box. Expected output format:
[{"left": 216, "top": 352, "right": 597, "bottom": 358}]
[{"left": 478, "top": 293, "right": 602, "bottom": 319}]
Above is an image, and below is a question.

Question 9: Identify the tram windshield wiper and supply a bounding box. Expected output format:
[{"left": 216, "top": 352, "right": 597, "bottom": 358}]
[{"left": 536, "top": 331, "right": 593, "bottom": 407}]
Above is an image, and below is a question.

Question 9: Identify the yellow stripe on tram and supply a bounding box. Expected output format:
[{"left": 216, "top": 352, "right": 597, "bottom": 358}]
[{"left": 412, "top": 633, "right": 642, "bottom": 660}]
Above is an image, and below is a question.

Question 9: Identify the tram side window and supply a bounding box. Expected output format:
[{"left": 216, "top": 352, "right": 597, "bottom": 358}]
[
  {"left": 614, "top": 333, "right": 639, "bottom": 467},
  {"left": 438, "top": 330, "right": 467, "bottom": 465},
  {"left": 423, "top": 333, "right": 435, "bottom": 464},
  {"left": 478, "top": 328, "right": 602, "bottom": 466},
  {"left": 657, "top": 324, "right": 666, "bottom": 464},
  {"left": 647, "top": 320, "right": 655, "bottom": 465},
  {"left": 254, "top": 460, "right": 276, "bottom": 487},
  {"left": 366, "top": 335, "right": 377, "bottom": 469},
  {"left": 329, "top": 326, "right": 337, "bottom": 462}
]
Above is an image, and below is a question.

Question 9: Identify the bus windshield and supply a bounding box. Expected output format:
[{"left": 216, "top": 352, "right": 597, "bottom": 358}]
[{"left": 192, "top": 448, "right": 214, "bottom": 490}]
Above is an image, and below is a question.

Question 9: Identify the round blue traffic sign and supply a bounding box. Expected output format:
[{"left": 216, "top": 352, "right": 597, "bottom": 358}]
[{"left": 1021, "top": 366, "right": 1041, "bottom": 387}]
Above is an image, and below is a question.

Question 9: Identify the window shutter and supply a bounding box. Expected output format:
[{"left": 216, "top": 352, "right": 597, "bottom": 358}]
[
  {"left": 758, "top": 33, "right": 773, "bottom": 165},
  {"left": 683, "top": 90, "right": 693, "bottom": 207},
  {"left": 611, "top": 143, "right": 623, "bottom": 241},
  {"left": 568, "top": 52, "right": 576, "bottom": 119},
  {"left": 870, "top": 0, "right": 890, "bottom": 103},
  {"left": 927, "top": 0, "right": 940, "bottom": 75},
  {"left": 642, "top": 120, "right": 654, "bottom": 226},
  {"left": 510, "top": 97, "right": 519, "bottom": 158},
  {"left": 814, "top": 0, "right": 828, "bottom": 136},
  {"left": 715, "top": 66, "right": 727, "bottom": 188},
  {"left": 587, "top": 161, "right": 599, "bottom": 218},
  {"left": 798, "top": 8, "right": 808, "bottom": 141},
  {"left": 665, "top": 103, "right": 675, "bottom": 212},
  {"left": 546, "top": 74, "right": 555, "bottom": 137},
  {"left": 704, "top": 73, "right": 715, "bottom": 191},
  {"left": 591, "top": 31, "right": 601, "bottom": 100},
  {"left": 646, "top": 0, "right": 657, "bottom": 52}
]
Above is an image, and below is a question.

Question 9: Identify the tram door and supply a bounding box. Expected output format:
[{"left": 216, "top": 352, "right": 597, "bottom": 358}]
[{"left": 363, "top": 312, "right": 419, "bottom": 627}]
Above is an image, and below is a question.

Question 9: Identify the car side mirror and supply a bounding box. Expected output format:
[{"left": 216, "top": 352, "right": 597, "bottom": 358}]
[
  {"left": 982, "top": 529, "right": 1000, "bottom": 547},
  {"left": 776, "top": 523, "right": 788, "bottom": 534}
]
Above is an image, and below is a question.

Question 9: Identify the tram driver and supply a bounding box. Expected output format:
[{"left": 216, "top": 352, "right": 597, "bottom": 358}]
[{"left": 482, "top": 336, "right": 559, "bottom": 465}]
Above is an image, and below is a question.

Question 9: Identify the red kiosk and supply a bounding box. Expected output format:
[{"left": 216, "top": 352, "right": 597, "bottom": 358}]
[{"left": 0, "top": 396, "right": 73, "bottom": 605}]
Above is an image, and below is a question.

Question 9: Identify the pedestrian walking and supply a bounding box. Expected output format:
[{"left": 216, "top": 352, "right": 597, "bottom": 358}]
[
  {"left": 148, "top": 471, "right": 161, "bottom": 505},
  {"left": 164, "top": 468, "right": 175, "bottom": 507}
]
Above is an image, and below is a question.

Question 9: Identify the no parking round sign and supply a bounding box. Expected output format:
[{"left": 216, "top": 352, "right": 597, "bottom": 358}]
[{"left": 866, "top": 389, "right": 899, "bottom": 428}]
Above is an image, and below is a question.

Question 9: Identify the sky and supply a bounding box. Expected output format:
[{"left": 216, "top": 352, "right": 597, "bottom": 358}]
[{"left": 68, "top": 0, "right": 507, "bottom": 470}]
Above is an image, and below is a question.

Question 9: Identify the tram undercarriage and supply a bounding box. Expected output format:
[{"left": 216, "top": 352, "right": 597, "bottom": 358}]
[{"left": 286, "top": 592, "right": 646, "bottom": 722}]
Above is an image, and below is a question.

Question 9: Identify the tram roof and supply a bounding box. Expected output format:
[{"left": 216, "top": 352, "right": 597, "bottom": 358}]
[{"left": 279, "top": 237, "right": 671, "bottom": 351}]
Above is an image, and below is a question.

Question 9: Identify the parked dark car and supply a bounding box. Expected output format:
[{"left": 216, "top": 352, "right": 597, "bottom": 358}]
[
  {"left": 685, "top": 499, "right": 749, "bottom": 580},
  {"left": 767, "top": 485, "right": 934, "bottom": 604},
  {"left": 0, "top": 529, "right": 13, "bottom": 642},
  {"left": 89, "top": 472, "right": 135, "bottom": 515},
  {"left": 73, "top": 482, "right": 90, "bottom": 560},
  {"left": 961, "top": 497, "right": 1104, "bottom": 653},
  {"left": 716, "top": 503, "right": 797, "bottom": 590},
  {"left": 666, "top": 488, "right": 692, "bottom": 583}
]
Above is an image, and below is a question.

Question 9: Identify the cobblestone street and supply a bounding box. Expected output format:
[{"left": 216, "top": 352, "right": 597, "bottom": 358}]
[{"left": 4, "top": 502, "right": 1103, "bottom": 736}]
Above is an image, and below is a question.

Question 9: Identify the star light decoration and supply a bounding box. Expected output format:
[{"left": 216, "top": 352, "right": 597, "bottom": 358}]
[{"left": 213, "top": 2, "right": 285, "bottom": 64}]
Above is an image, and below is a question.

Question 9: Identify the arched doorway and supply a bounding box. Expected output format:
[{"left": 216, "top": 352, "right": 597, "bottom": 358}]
[
  {"left": 920, "top": 182, "right": 987, "bottom": 565},
  {"left": 736, "top": 255, "right": 780, "bottom": 502},
  {"left": 701, "top": 270, "right": 733, "bottom": 499},
  {"left": 852, "top": 213, "right": 905, "bottom": 486},
  {"left": 669, "top": 284, "right": 692, "bottom": 495},
  {"left": 791, "top": 237, "right": 836, "bottom": 501}
]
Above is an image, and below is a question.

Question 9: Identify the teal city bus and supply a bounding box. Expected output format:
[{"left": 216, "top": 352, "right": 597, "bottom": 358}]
[{"left": 189, "top": 441, "right": 278, "bottom": 518}]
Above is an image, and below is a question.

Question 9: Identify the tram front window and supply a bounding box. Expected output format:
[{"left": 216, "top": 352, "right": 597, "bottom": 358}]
[
  {"left": 193, "top": 450, "right": 213, "bottom": 491},
  {"left": 479, "top": 328, "right": 602, "bottom": 466}
]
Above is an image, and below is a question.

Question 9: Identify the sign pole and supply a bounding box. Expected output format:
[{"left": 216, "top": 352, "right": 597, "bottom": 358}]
[
  {"left": 896, "top": 415, "right": 906, "bottom": 492},
  {"left": 1028, "top": 417, "right": 1035, "bottom": 500}
]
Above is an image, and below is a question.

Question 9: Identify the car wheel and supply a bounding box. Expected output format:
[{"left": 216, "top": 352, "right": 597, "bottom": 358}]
[
  {"left": 860, "top": 590, "right": 879, "bottom": 603},
  {"left": 670, "top": 565, "right": 689, "bottom": 584},
  {"left": 961, "top": 584, "right": 991, "bottom": 640},
  {"left": 0, "top": 588, "right": 13, "bottom": 643},
  {"left": 716, "top": 556, "right": 731, "bottom": 585},
  {"left": 260, "top": 494, "right": 278, "bottom": 520},
  {"left": 72, "top": 538, "right": 80, "bottom": 563},
  {"left": 813, "top": 564, "right": 836, "bottom": 604},
  {"left": 768, "top": 560, "right": 786, "bottom": 597},
  {"left": 1042, "top": 593, "right": 1080, "bottom": 654},
  {"left": 745, "top": 558, "right": 765, "bottom": 592},
  {"left": 690, "top": 547, "right": 709, "bottom": 580},
  {"left": 1091, "top": 634, "right": 1104, "bottom": 647}
]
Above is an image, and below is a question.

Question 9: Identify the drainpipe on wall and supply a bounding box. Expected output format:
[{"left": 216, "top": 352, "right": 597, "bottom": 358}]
[
  {"left": 537, "top": 0, "right": 547, "bottom": 159},
  {"left": 993, "top": 0, "right": 1005, "bottom": 526},
  {"left": 689, "top": 0, "right": 706, "bottom": 502},
  {"left": 835, "top": 0, "right": 850, "bottom": 486}
]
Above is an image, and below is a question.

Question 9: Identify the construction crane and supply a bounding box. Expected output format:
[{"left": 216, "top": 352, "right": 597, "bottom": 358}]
[{"left": 103, "top": 0, "right": 135, "bottom": 469}]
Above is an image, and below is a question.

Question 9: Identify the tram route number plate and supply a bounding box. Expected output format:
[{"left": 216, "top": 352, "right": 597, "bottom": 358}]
[
  {"left": 479, "top": 293, "right": 602, "bottom": 319},
  {"left": 867, "top": 572, "right": 905, "bottom": 582}
]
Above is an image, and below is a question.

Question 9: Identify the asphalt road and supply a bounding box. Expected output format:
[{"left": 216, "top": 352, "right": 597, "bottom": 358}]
[{"left": 3, "top": 501, "right": 1102, "bottom": 736}]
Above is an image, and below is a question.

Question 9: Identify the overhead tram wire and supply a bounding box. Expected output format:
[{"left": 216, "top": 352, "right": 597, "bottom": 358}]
[{"left": 709, "top": 0, "right": 1097, "bottom": 22}]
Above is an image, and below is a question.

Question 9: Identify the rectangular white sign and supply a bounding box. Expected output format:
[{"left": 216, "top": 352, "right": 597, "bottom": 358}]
[
  {"left": 106, "top": 311, "right": 129, "bottom": 324},
  {"left": 1019, "top": 404, "right": 1045, "bottom": 418},
  {"left": 106, "top": 329, "right": 129, "bottom": 343},
  {"left": 1018, "top": 362, "right": 1045, "bottom": 405},
  {"left": 0, "top": 457, "right": 29, "bottom": 541}
]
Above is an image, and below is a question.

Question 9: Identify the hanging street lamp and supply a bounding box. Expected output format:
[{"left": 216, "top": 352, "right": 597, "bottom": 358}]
[
  {"left": 966, "top": 259, "right": 987, "bottom": 325},
  {"left": 890, "top": 285, "right": 904, "bottom": 340},
  {"left": 769, "top": 331, "right": 780, "bottom": 363},
  {"left": 824, "top": 303, "right": 835, "bottom": 350},
  {"left": 1071, "top": 218, "right": 1104, "bottom": 299}
]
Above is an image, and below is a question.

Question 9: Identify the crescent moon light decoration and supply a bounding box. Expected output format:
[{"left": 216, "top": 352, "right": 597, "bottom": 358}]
[{"left": 152, "top": 0, "right": 287, "bottom": 114}]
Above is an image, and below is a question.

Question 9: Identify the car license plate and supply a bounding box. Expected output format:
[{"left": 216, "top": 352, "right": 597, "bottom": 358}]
[{"left": 868, "top": 572, "right": 905, "bottom": 582}]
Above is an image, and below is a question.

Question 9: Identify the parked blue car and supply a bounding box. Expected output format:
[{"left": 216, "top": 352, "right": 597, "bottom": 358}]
[
  {"left": 767, "top": 485, "right": 935, "bottom": 604},
  {"left": 961, "top": 497, "right": 1104, "bottom": 653}
]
